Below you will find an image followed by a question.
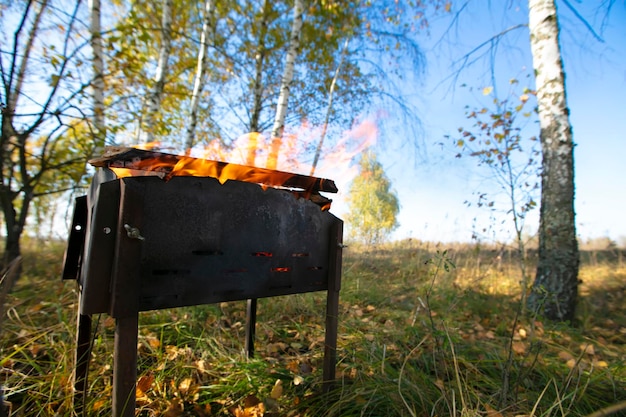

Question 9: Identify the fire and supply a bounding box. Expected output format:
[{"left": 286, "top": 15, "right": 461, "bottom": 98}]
[
  {"left": 91, "top": 119, "right": 377, "bottom": 211},
  {"left": 89, "top": 146, "right": 337, "bottom": 210}
]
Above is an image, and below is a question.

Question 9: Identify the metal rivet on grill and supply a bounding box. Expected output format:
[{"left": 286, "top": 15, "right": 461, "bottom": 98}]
[{"left": 124, "top": 224, "right": 145, "bottom": 241}]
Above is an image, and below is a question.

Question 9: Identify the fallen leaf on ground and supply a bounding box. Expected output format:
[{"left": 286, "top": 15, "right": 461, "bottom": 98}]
[
  {"left": 178, "top": 377, "right": 194, "bottom": 395},
  {"left": 485, "top": 403, "right": 504, "bottom": 417},
  {"left": 579, "top": 344, "right": 595, "bottom": 355},
  {"left": 230, "top": 395, "right": 265, "bottom": 417},
  {"left": 512, "top": 341, "right": 526, "bottom": 355},
  {"left": 136, "top": 373, "right": 154, "bottom": 397},
  {"left": 163, "top": 398, "right": 184, "bottom": 417},
  {"left": 270, "top": 379, "right": 283, "bottom": 399}
]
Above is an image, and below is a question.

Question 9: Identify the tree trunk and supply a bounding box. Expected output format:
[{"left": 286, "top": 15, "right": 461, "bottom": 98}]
[
  {"left": 246, "top": 0, "right": 272, "bottom": 166},
  {"left": 141, "top": 0, "right": 173, "bottom": 143},
  {"left": 184, "top": 0, "right": 214, "bottom": 150},
  {"left": 0, "top": 1, "right": 47, "bottom": 270},
  {"left": 267, "top": 0, "right": 304, "bottom": 170},
  {"left": 1, "top": 182, "right": 32, "bottom": 274},
  {"left": 89, "top": 0, "right": 105, "bottom": 146},
  {"left": 90, "top": 0, "right": 106, "bottom": 149},
  {"left": 526, "top": 0, "right": 579, "bottom": 322},
  {"left": 310, "top": 38, "right": 350, "bottom": 176}
]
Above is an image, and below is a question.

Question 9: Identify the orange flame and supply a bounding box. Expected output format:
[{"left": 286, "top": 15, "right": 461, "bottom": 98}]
[
  {"left": 109, "top": 154, "right": 301, "bottom": 189},
  {"left": 96, "top": 118, "right": 377, "bottom": 212}
]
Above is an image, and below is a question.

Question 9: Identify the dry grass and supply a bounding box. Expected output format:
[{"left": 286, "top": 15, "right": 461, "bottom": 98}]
[{"left": 0, "top": 237, "right": 624, "bottom": 416}]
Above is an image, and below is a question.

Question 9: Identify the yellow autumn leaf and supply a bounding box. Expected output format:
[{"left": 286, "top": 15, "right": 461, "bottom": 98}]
[
  {"left": 230, "top": 395, "right": 265, "bottom": 417},
  {"left": 92, "top": 398, "right": 107, "bottom": 411},
  {"left": 146, "top": 335, "right": 160, "bottom": 348},
  {"left": 593, "top": 360, "right": 609, "bottom": 368},
  {"left": 580, "top": 344, "right": 595, "bottom": 355},
  {"left": 136, "top": 373, "right": 154, "bottom": 397},
  {"left": 434, "top": 379, "right": 445, "bottom": 390},
  {"left": 270, "top": 379, "right": 283, "bottom": 399},
  {"left": 485, "top": 403, "right": 504, "bottom": 417},
  {"left": 482, "top": 86, "right": 493, "bottom": 96},
  {"left": 178, "top": 377, "right": 194, "bottom": 395},
  {"left": 512, "top": 341, "right": 526, "bottom": 355}
]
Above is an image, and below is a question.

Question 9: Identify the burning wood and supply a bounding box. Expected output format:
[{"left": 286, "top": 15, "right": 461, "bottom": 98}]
[{"left": 89, "top": 146, "right": 338, "bottom": 194}]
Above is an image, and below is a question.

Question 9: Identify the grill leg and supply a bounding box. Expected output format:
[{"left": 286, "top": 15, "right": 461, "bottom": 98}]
[
  {"left": 323, "top": 287, "right": 339, "bottom": 393},
  {"left": 323, "top": 221, "right": 343, "bottom": 393},
  {"left": 74, "top": 313, "right": 92, "bottom": 416},
  {"left": 112, "top": 313, "right": 138, "bottom": 417},
  {"left": 245, "top": 298, "right": 257, "bottom": 358}
]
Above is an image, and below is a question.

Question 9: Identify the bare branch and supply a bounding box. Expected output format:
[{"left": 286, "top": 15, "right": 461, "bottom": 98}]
[{"left": 560, "top": 0, "right": 605, "bottom": 43}]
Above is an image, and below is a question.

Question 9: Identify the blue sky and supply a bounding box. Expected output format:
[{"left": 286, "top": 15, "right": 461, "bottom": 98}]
[{"left": 328, "top": 1, "right": 626, "bottom": 244}]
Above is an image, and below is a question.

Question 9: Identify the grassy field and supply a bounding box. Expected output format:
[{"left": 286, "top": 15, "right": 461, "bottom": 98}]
[{"left": 1, "top": 238, "right": 625, "bottom": 416}]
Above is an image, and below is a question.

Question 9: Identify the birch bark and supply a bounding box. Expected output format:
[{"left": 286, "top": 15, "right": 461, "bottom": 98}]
[
  {"left": 246, "top": 0, "right": 273, "bottom": 166},
  {"left": 141, "top": 0, "right": 173, "bottom": 143},
  {"left": 184, "top": 0, "right": 214, "bottom": 150},
  {"left": 310, "top": 38, "right": 350, "bottom": 176},
  {"left": 90, "top": 0, "right": 106, "bottom": 149},
  {"left": 266, "top": 0, "right": 304, "bottom": 170},
  {"left": 526, "top": 0, "right": 579, "bottom": 321}
]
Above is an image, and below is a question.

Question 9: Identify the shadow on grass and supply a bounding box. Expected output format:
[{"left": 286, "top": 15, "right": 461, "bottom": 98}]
[{"left": 0, "top": 240, "right": 624, "bottom": 416}]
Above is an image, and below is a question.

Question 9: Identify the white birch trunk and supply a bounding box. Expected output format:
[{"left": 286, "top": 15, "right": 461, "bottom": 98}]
[
  {"left": 7, "top": 0, "right": 48, "bottom": 113},
  {"left": 184, "top": 0, "right": 214, "bottom": 150},
  {"left": 141, "top": 0, "right": 173, "bottom": 143},
  {"left": 246, "top": 0, "right": 272, "bottom": 166},
  {"left": 310, "top": 38, "right": 350, "bottom": 176},
  {"left": 526, "top": 0, "right": 579, "bottom": 321},
  {"left": 90, "top": 0, "right": 106, "bottom": 149},
  {"left": 267, "top": 0, "right": 304, "bottom": 170}
]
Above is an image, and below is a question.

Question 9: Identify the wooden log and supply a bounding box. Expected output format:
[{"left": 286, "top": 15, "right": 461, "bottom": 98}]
[{"left": 89, "top": 146, "right": 338, "bottom": 194}]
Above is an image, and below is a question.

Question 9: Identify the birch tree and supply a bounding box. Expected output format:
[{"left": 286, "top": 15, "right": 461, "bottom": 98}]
[
  {"left": 90, "top": 0, "right": 106, "bottom": 148},
  {"left": 266, "top": 0, "right": 304, "bottom": 170},
  {"left": 245, "top": 0, "right": 273, "bottom": 166},
  {"left": 310, "top": 38, "right": 350, "bottom": 176},
  {"left": 184, "top": 0, "right": 215, "bottom": 150},
  {"left": 526, "top": 0, "right": 579, "bottom": 321},
  {"left": 0, "top": 0, "right": 92, "bottom": 267},
  {"left": 347, "top": 151, "right": 400, "bottom": 245},
  {"left": 140, "top": 0, "right": 173, "bottom": 143}
]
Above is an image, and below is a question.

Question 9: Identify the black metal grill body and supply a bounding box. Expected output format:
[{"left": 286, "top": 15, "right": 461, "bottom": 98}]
[
  {"left": 71, "top": 175, "right": 341, "bottom": 317},
  {"left": 63, "top": 171, "right": 343, "bottom": 417}
]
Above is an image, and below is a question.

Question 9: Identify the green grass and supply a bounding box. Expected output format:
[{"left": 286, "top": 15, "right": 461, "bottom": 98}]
[{"left": 1, "top": 238, "right": 625, "bottom": 416}]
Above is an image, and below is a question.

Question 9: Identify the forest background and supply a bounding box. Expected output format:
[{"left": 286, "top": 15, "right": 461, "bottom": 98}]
[
  {"left": 1, "top": 0, "right": 626, "bottom": 416},
  {"left": 1, "top": 0, "right": 624, "bottom": 248}
]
